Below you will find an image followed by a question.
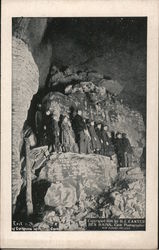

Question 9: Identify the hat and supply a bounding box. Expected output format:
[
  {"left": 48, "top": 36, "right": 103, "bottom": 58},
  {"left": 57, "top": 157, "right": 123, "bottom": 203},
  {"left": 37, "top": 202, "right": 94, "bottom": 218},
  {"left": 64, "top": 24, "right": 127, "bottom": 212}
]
[
  {"left": 103, "top": 123, "right": 109, "bottom": 128},
  {"left": 96, "top": 120, "right": 103, "bottom": 125},
  {"left": 46, "top": 110, "right": 51, "bottom": 116},
  {"left": 122, "top": 132, "right": 127, "bottom": 137},
  {"left": 116, "top": 131, "right": 122, "bottom": 136},
  {"left": 89, "top": 118, "right": 94, "bottom": 123}
]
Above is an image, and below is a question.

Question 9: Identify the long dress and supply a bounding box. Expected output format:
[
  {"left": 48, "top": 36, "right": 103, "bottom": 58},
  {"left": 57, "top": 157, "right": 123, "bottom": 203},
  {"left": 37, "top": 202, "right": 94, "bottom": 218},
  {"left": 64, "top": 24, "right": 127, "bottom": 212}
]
[
  {"left": 35, "top": 110, "right": 43, "bottom": 144},
  {"left": 61, "top": 120, "right": 78, "bottom": 153},
  {"left": 114, "top": 138, "right": 125, "bottom": 168},
  {"left": 122, "top": 137, "right": 133, "bottom": 167},
  {"left": 95, "top": 127, "right": 104, "bottom": 154},
  {"left": 102, "top": 130, "right": 115, "bottom": 157},
  {"left": 88, "top": 125, "right": 101, "bottom": 152},
  {"left": 51, "top": 117, "right": 60, "bottom": 152}
]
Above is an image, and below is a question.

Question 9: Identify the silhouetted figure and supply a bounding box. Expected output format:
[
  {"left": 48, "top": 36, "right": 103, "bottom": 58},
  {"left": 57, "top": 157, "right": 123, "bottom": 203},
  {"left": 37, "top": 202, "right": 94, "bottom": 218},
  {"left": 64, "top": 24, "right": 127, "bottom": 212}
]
[
  {"left": 51, "top": 114, "right": 60, "bottom": 152},
  {"left": 61, "top": 115, "right": 78, "bottom": 153},
  {"left": 101, "top": 125, "right": 115, "bottom": 159},
  {"left": 105, "top": 131, "right": 115, "bottom": 159},
  {"left": 41, "top": 125, "right": 49, "bottom": 146},
  {"left": 72, "top": 110, "right": 90, "bottom": 154},
  {"left": 35, "top": 104, "right": 43, "bottom": 145},
  {"left": 44, "top": 110, "right": 53, "bottom": 151},
  {"left": 101, "top": 124, "right": 109, "bottom": 155},
  {"left": 111, "top": 131, "right": 116, "bottom": 145},
  {"left": 95, "top": 122, "right": 104, "bottom": 155},
  {"left": 122, "top": 133, "right": 133, "bottom": 168},
  {"left": 114, "top": 132, "right": 125, "bottom": 169},
  {"left": 88, "top": 120, "right": 101, "bottom": 153}
]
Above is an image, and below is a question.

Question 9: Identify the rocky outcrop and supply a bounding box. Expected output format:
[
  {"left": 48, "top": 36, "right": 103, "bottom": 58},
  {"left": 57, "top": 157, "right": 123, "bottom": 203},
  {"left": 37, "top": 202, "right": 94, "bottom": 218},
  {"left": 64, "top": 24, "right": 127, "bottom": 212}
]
[
  {"left": 32, "top": 164, "right": 145, "bottom": 231},
  {"left": 98, "top": 79, "right": 123, "bottom": 95},
  {"left": 12, "top": 37, "right": 39, "bottom": 206},
  {"left": 39, "top": 152, "right": 118, "bottom": 206},
  {"left": 42, "top": 80, "right": 145, "bottom": 165}
]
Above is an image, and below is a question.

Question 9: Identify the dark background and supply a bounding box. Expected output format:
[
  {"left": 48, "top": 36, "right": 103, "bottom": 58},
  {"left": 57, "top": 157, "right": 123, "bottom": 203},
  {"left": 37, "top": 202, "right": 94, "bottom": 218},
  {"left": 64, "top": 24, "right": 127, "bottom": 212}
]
[{"left": 12, "top": 17, "right": 147, "bottom": 119}]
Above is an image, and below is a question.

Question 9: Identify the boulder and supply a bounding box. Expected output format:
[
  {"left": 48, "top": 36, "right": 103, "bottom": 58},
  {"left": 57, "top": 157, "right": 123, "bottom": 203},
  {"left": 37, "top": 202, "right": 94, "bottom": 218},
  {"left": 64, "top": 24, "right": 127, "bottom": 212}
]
[
  {"left": 99, "top": 79, "right": 123, "bottom": 95},
  {"left": 39, "top": 152, "right": 118, "bottom": 208},
  {"left": 87, "top": 71, "right": 103, "bottom": 83},
  {"left": 44, "top": 182, "right": 77, "bottom": 208},
  {"left": 42, "top": 92, "right": 76, "bottom": 114}
]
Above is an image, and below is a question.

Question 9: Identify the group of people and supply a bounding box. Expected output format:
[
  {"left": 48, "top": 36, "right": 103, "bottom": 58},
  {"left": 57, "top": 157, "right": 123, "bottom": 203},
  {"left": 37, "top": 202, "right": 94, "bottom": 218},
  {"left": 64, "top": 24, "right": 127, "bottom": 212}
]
[{"left": 35, "top": 104, "right": 133, "bottom": 169}]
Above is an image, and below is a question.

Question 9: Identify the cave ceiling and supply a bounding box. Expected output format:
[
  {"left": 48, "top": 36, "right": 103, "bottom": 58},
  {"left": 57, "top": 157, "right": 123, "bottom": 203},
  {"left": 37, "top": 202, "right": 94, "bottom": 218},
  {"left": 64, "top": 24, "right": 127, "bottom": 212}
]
[{"left": 12, "top": 17, "right": 147, "bottom": 117}]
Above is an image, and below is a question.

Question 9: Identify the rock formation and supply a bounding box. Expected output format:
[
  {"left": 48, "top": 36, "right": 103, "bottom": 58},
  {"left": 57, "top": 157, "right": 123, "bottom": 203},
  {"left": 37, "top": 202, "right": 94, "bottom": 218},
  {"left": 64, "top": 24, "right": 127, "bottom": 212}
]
[
  {"left": 11, "top": 18, "right": 146, "bottom": 230},
  {"left": 39, "top": 152, "right": 118, "bottom": 204},
  {"left": 12, "top": 37, "right": 39, "bottom": 206},
  {"left": 42, "top": 68, "right": 145, "bottom": 166}
]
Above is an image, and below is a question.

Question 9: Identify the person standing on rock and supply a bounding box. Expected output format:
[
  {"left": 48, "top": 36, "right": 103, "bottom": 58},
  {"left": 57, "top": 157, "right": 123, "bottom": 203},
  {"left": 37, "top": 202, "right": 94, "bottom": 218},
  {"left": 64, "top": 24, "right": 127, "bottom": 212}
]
[
  {"left": 95, "top": 122, "right": 104, "bottom": 155},
  {"left": 88, "top": 119, "right": 101, "bottom": 153},
  {"left": 105, "top": 131, "right": 116, "bottom": 159},
  {"left": 40, "top": 125, "right": 49, "bottom": 146},
  {"left": 61, "top": 115, "right": 78, "bottom": 153},
  {"left": 114, "top": 132, "right": 125, "bottom": 169},
  {"left": 122, "top": 133, "right": 133, "bottom": 168},
  {"left": 101, "top": 125, "right": 115, "bottom": 159},
  {"left": 51, "top": 114, "right": 61, "bottom": 152},
  {"left": 72, "top": 109, "right": 90, "bottom": 154},
  {"left": 35, "top": 103, "right": 43, "bottom": 145},
  {"left": 44, "top": 110, "right": 53, "bottom": 151}
]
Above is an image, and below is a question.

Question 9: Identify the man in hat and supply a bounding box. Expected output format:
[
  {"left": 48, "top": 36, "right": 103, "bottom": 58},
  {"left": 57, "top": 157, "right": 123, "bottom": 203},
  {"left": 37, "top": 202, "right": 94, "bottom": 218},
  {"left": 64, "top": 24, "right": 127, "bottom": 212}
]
[
  {"left": 122, "top": 133, "right": 133, "bottom": 168},
  {"left": 88, "top": 119, "right": 101, "bottom": 153},
  {"left": 40, "top": 125, "right": 49, "bottom": 146},
  {"left": 43, "top": 110, "right": 52, "bottom": 151},
  {"left": 101, "top": 124, "right": 115, "bottom": 158},
  {"left": 51, "top": 113, "right": 60, "bottom": 152},
  {"left": 35, "top": 103, "right": 43, "bottom": 145},
  {"left": 114, "top": 132, "right": 125, "bottom": 169},
  {"left": 95, "top": 121, "right": 104, "bottom": 155},
  {"left": 72, "top": 109, "right": 89, "bottom": 153},
  {"left": 105, "top": 131, "right": 116, "bottom": 159}
]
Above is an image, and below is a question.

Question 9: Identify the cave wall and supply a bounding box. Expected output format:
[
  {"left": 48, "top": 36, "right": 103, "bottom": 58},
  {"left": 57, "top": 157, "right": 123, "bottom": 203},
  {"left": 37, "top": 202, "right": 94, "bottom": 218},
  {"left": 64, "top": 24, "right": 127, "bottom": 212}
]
[
  {"left": 12, "top": 37, "right": 39, "bottom": 206},
  {"left": 13, "top": 18, "right": 52, "bottom": 88},
  {"left": 12, "top": 18, "right": 52, "bottom": 206}
]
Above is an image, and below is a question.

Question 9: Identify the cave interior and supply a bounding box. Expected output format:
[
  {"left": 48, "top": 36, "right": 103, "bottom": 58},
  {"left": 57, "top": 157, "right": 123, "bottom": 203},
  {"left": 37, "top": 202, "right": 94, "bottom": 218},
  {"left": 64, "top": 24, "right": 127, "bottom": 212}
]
[{"left": 12, "top": 17, "right": 147, "bottom": 229}]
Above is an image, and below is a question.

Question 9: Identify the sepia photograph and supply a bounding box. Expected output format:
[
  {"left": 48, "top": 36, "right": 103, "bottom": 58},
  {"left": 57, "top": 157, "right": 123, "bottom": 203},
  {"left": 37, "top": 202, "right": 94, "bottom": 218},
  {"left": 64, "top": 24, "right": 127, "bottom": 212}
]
[
  {"left": 12, "top": 17, "right": 147, "bottom": 231},
  {"left": 1, "top": 0, "right": 158, "bottom": 249}
]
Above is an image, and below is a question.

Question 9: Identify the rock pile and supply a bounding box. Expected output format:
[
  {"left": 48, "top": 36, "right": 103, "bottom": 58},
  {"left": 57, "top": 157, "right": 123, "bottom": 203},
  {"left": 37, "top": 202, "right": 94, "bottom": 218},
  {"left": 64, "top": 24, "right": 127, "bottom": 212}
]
[
  {"left": 32, "top": 167, "right": 145, "bottom": 231},
  {"left": 47, "top": 65, "right": 123, "bottom": 95}
]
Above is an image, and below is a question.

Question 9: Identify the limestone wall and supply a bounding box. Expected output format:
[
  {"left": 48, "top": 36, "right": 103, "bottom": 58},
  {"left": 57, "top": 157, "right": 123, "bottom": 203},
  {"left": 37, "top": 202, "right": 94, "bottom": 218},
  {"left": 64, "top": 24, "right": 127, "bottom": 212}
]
[{"left": 12, "top": 37, "right": 39, "bottom": 205}]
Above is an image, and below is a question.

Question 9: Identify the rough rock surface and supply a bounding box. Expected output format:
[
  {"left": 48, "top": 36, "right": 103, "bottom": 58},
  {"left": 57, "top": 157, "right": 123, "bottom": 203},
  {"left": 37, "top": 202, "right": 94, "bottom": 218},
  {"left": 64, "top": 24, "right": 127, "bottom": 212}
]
[
  {"left": 31, "top": 166, "right": 145, "bottom": 231},
  {"left": 98, "top": 79, "right": 123, "bottom": 95},
  {"left": 39, "top": 152, "right": 118, "bottom": 205},
  {"left": 12, "top": 37, "right": 39, "bottom": 205}
]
